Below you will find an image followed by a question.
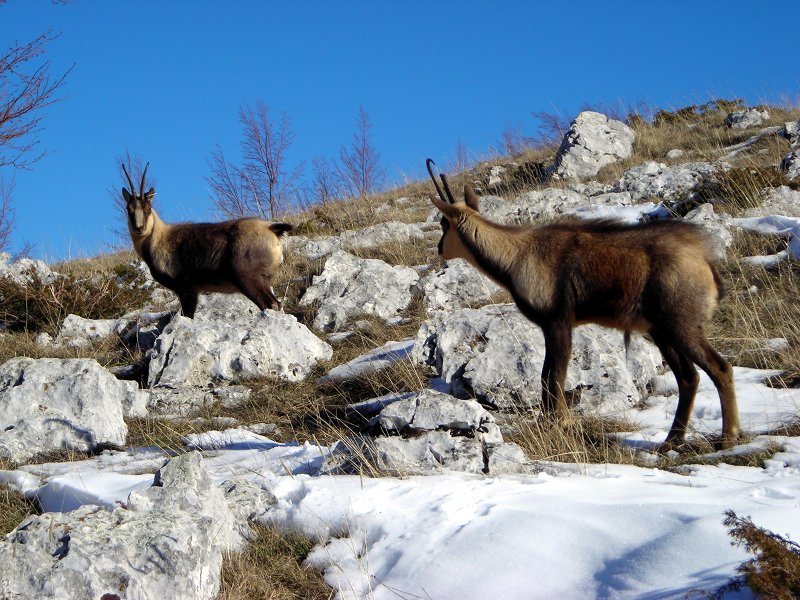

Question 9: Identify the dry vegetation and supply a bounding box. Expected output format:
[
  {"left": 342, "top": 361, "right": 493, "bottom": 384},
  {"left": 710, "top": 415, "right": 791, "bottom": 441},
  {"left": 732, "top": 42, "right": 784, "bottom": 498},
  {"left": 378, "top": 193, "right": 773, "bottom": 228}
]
[{"left": 1, "top": 99, "right": 799, "bottom": 596}]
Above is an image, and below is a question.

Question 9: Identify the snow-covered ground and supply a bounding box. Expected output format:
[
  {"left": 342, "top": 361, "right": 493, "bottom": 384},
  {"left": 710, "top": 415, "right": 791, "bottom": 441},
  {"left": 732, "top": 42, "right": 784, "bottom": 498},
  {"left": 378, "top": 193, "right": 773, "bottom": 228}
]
[{"left": 4, "top": 365, "right": 799, "bottom": 599}]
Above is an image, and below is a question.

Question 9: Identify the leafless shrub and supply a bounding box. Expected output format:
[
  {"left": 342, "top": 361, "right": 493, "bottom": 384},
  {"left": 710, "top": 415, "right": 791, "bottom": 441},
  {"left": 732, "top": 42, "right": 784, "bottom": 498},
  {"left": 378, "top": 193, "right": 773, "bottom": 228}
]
[
  {"left": 337, "top": 106, "right": 385, "bottom": 198},
  {"left": 207, "top": 101, "right": 303, "bottom": 219},
  {"left": 0, "top": 29, "right": 72, "bottom": 169}
]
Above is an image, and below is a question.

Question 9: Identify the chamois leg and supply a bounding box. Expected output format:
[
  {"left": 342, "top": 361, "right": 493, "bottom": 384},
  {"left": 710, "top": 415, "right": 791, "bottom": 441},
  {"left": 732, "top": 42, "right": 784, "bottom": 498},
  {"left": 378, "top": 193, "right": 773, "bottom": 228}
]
[
  {"left": 540, "top": 324, "right": 573, "bottom": 423},
  {"left": 236, "top": 275, "right": 281, "bottom": 312},
  {"left": 665, "top": 326, "right": 740, "bottom": 449},
  {"left": 650, "top": 331, "right": 700, "bottom": 448},
  {"left": 179, "top": 290, "right": 199, "bottom": 318}
]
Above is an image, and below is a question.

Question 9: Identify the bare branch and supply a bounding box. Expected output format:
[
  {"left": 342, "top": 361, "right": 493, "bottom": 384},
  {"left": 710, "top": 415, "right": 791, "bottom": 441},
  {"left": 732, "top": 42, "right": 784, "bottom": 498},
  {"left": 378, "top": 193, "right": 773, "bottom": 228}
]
[
  {"left": 311, "top": 156, "right": 338, "bottom": 206},
  {"left": 337, "top": 106, "right": 385, "bottom": 198},
  {"left": 0, "top": 29, "right": 73, "bottom": 169},
  {"left": 208, "top": 101, "right": 303, "bottom": 219},
  {"left": 0, "top": 174, "right": 16, "bottom": 253}
]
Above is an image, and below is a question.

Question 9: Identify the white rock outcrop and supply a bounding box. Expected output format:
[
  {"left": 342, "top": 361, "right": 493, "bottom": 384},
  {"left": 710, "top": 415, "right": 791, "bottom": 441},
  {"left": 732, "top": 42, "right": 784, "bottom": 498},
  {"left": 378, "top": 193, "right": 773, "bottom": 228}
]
[
  {"left": 552, "top": 111, "right": 635, "bottom": 180},
  {"left": 299, "top": 250, "right": 419, "bottom": 332},
  {"left": 325, "top": 389, "right": 529, "bottom": 476},
  {"left": 724, "top": 108, "right": 769, "bottom": 129},
  {"left": 413, "top": 304, "right": 662, "bottom": 412},
  {"left": 0, "top": 253, "right": 58, "bottom": 285},
  {"left": 0, "top": 452, "right": 264, "bottom": 600},
  {"left": 0, "top": 357, "right": 145, "bottom": 462},
  {"left": 781, "top": 149, "right": 800, "bottom": 181},
  {"left": 618, "top": 161, "right": 717, "bottom": 201},
  {"left": 417, "top": 259, "right": 501, "bottom": 313},
  {"left": 148, "top": 310, "right": 332, "bottom": 388}
]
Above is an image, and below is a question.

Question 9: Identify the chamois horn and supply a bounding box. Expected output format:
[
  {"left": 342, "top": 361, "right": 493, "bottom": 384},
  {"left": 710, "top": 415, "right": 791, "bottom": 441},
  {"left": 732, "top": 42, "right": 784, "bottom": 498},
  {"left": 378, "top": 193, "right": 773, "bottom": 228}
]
[
  {"left": 426, "top": 158, "right": 457, "bottom": 204},
  {"left": 121, "top": 162, "right": 137, "bottom": 195},
  {"left": 140, "top": 162, "right": 150, "bottom": 196}
]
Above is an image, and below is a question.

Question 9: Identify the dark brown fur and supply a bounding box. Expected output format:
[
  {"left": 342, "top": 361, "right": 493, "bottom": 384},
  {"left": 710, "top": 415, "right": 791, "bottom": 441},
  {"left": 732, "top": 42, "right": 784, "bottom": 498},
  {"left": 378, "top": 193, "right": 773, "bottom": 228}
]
[
  {"left": 122, "top": 165, "right": 292, "bottom": 318},
  {"left": 428, "top": 164, "right": 740, "bottom": 449}
]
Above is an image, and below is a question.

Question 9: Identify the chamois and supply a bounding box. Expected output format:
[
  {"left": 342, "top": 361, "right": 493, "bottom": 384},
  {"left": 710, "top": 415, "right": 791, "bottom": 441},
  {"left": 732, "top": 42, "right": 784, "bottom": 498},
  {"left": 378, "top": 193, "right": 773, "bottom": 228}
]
[
  {"left": 121, "top": 163, "right": 293, "bottom": 318},
  {"left": 426, "top": 159, "right": 740, "bottom": 449}
]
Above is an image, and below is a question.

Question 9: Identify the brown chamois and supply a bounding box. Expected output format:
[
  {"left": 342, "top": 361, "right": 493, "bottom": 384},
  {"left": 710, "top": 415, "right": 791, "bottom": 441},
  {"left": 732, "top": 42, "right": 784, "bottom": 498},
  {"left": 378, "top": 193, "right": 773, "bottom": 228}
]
[
  {"left": 121, "top": 163, "right": 293, "bottom": 318},
  {"left": 426, "top": 159, "right": 740, "bottom": 449}
]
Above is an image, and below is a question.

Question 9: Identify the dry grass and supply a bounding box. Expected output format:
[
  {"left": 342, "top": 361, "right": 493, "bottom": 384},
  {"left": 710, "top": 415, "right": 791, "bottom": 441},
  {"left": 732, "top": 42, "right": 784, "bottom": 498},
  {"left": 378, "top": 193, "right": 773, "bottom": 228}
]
[
  {"left": 710, "top": 231, "right": 800, "bottom": 383},
  {"left": 218, "top": 524, "right": 331, "bottom": 600},
  {"left": 0, "top": 483, "right": 34, "bottom": 537}
]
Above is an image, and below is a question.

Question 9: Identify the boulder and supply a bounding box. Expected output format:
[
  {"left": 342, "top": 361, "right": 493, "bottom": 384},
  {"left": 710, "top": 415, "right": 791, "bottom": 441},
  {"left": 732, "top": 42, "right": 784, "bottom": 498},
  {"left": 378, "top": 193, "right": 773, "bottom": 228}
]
[
  {"left": 618, "top": 161, "right": 717, "bottom": 201},
  {"left": 145, "top": 385, "right": 252, "bottom": 417},
  {"left": 0, "top": 452, "right": 262, "bottom": 600},
  {"left": 148, "top": 310, "right": 332, "bottom": 388},
  {"left": 324, "top": 389, "right": 530, "bottom": 476},
  {"left": 0, "top": 357, "right": 146, "bottom": 462},
  {"left": 552, "top": 111, "right": 635, "bottom": 180},
  {"left": 744, "top": 186, "right": 800, "bottom": 217},
  {"left": 299, "top": 250, "right": 419, "bottom": 332},
  {"left": 286, "top": 221, "right": 435, "bottom": 260},
  {"left": 724, "top": 108, "right": 769, "bottom": 129},
  {"left": 413, "top": 304, "right": 662, "bottom": 412},
  {"left": 0, "top": 253, "right": 58, "bottom": 285},
  {"left": 56, "top": 310, "right": 171, "bottom": 351},
  {"left": 683, "top": 204, "right": 734, "bottom": 260},
  {"left": 416, "top": 258, "right": 501, "bottom": 313},
  {"left": 781, "top": 149, "right": 800, "bottom": 181}
]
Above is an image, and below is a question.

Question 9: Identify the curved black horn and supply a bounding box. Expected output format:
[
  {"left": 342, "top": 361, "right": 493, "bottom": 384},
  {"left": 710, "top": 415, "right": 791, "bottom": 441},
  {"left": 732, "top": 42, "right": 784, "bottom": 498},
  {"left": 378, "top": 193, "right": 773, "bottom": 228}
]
[
  {"left": 140, "top": 162, "right": 150, "bottom": 196},
  {"left": 426, "top": 158, "right": 457, "bottom": 205},
  {"left": 121, "top": 163, "right": 136, "bottom": 194}
]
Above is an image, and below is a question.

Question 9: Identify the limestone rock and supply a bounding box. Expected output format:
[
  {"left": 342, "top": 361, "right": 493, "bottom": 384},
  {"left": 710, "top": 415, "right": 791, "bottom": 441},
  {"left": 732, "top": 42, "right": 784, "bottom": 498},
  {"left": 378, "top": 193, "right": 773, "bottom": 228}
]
[
  {"left": 618, "top": 161, "right": 717, "bottom": 201},
  {"left": 299, "top": 250, "right": 419, "bottom": 332},
  {"left": 413, "top": 304, "right": 662, "bottom": 412},
  {"left": 724, "top": 108, "right": 769, "bottom": 129},
  {"left": 552, "top": 111, "right": 635, "bottom": 180},
  {"left": 0, "top": 357, "right": 145, "bottom": 462},
  {"left": 417, "top": 258, "right": 501, "bottom": 313},
  {"left": 148, "top": 310, "right": 332, "bottom": 388},
  {"left": 0, "top": 453, "right": 247, "bottom": 600}
]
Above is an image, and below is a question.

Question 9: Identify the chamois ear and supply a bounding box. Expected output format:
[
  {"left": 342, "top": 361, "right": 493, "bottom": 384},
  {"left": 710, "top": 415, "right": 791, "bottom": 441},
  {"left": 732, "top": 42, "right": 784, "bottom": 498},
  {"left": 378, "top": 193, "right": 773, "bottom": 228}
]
[
  {"left": 429, "top": 193, "right": 461, "bottom": 219},
  {"left": 144, "top": 188, "right": 155, "bottom": 204},
  {"left": 464, "top": 185, "right": 480, "bottom": 211},
  {"left": 269, "top": 222, "right": 294, "bottom": 237},
  {"left": 122, "top": 187, "right": 133, "bottom": 203}
]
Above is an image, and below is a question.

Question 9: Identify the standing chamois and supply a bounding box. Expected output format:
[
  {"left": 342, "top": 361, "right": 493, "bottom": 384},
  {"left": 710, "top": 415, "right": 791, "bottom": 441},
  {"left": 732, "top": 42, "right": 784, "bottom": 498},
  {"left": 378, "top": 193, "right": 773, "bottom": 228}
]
[
  {"left": 121, "top": 163, "right": 293, "bottom": 318},
  {"left": 426, "top": 159, "right": 740, "bottom": 449}
]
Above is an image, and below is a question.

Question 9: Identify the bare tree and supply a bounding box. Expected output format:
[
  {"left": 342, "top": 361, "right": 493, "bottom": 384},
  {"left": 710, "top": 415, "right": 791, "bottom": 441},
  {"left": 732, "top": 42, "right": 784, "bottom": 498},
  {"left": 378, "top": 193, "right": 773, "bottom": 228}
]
[
  {"left": 1, "top": 29, "right": 72, "bottom": 169},
  {"left": 453, "top": 141, "right": 470, "bottom": 174},
  {"left": 207, "top": 101, "right": 302, "bottom": 220},
  {"left": 499, "top": 121, "right": 533, "bottom": 157},
  {"left": 311, "top": 156, "right": 337, "bottom": 206},
  {"left": 337, "top": 106, "right": 385, "bottom": 198},
  {"left": 0, "top": 175, "right": 16, "bottom": 252},
  {"left": 531, "top": 110, "right": 571, "bottom": 147}
]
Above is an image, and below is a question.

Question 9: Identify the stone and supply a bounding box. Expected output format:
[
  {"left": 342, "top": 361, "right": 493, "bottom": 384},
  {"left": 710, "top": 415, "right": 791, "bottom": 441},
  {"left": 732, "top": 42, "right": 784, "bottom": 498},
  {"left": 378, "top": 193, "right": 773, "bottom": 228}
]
[
  {"left": 299, "top": 250, "right": 419, "bottom": 332},
  {"left": 0, "top": 253, "right": 58, "bottom": 286},
  {"left": 552, "top": 111, "right": 635, "bottom": 180},
  {"left": 416, "top": 258, "right": 501, "bottom": 313},
  {"left": 0, "top": 453, "right": 249, "bottom": 600},
  {"left": 683, "top": 204, "right": 734, "bottom": 260},
  {"left": 148, "top": 310, "right": 332, "bottom": 388},
  {"left": 781, "top": 150, "right": 800, "bottom": 181},
  {"left": 413, "top": 304, "right": 662, "bottom": 412},
  {"left": 0, "top": 357, "right": 146, "bottom": 462},
  {"left": 618, "top": 161, "right": 717, "bottom": 201},
  {"left": 724, "top": 108, "right": 769, "bottom": 129}
]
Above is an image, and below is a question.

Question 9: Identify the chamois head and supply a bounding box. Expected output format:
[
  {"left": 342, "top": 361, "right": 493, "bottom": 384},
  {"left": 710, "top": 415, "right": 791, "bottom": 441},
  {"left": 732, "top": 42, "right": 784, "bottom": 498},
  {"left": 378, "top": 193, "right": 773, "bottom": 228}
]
[
  {"left": 121, "top": 162, "right": 156, "bottom": 238},
  {"left": 426, "top": 158, "right": 480, "bottom": 261}
]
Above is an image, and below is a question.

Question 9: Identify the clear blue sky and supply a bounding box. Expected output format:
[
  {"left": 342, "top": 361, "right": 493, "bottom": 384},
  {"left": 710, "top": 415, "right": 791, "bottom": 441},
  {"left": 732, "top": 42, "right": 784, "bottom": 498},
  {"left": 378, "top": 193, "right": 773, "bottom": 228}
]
[{"left": 2, "top": 0, "right": 798, "bottom": 261}]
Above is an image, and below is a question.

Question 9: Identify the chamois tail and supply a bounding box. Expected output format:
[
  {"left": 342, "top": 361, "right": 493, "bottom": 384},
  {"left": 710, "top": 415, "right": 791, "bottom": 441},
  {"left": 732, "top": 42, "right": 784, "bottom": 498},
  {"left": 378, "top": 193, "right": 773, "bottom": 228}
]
[{"left": 710, "top": 263, "right": 726, "bottom": 301}]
